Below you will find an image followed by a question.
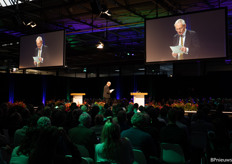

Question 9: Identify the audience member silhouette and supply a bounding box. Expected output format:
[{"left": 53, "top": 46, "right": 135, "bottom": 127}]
[
  {"left": 121, "top": 112, "right": 157, "bottom": 163},
  {"left": 51, "top": 109, "right": 66, "bottom": 128},
  {"left": 4, "top": 98, "right": 232, "bottom": 164},
  {"left": 70, "top": 103, "right": 78, "bottom": 111},
  {"left": 138, "top": 105, "right": 145, "bottom": 113},
  {"left": 191, "top": 110, "right": 214, "bottom": 133},
  {"left": 28, "top": 126, "right": 81, "bottom": 164},
  {"left": 14, "top": 114, "right": 39, "bottom": 147},
  {"left": 7, "top": 112, "right": 23, "bottom": 145},
  {"left": 175, "top": 107, "right": 190, "bottom": 142},
  {"left": 159, "top": 105, "right": 168, "bottom": 124},
  {"left": 71, "top": 109, "right": 83, "bottom": 128},
  {"left": 90, "top": 114, "right": 104, "bottom": 142},
  {"left": 133, "top": 103, "right": 139, "bottom": 113},
  {"left": 103, "top": 109, "right": 113, "bottom": 122},
  {"left": 146, "top": 106, "right": 166, "bottom": 133},
  {"left": 95, "top": 119, "right": 134, "bottom": 164},
  {"left": 209, "top": 104, "right": 231, "bottom": 155},
  {"left": 68, "top": 112, "right": 97, "bottom": 158},
  {"left": 160, "top": 108, "right": 190, "bottom": 160},
  {"left": 117, "top": 110, "right": 131, "bottom": 132},
  {"left": 89, "top": 105, "right": 100, "bottom": 126},
  {"left": 10, "top": 127, "right": 40, "bottom": 164},
  {"left": 126, "top": 104, "right": 134, "bottom": 127}
]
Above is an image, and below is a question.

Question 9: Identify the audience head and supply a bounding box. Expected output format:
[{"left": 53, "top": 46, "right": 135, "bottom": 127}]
[
  {"left": 28, "top": 126, "right": 60, "bottom": 164},
  {"left": 143, "top": 113, "right": 151, "bottom": 126},
  {"left": 81, "top": 105, "right": 88, "bottom": 112},
  {"left": 58, "top": 104, "right": 66, "bottom": 111},
  {"left": 138, "top": 106, "right": 145, "bottom": 113},
  {"left": 37, "top": 116, "right": 51, "bottom": 128},
  {"left": 27, "top": 104, "right": 35, "bottom": 115},
  {"left": 70, "top": 102, "right": 77, "bottom": 111},
  {"left": 127, "top": 104, "right": 134, "bottom": 112},
  {"left": 8, "top": 112, "right": 23, "bottom": 129},
  {"left": 91, "top": 105, "right": 100, "bottom": 115},
  {"left": 17, "top": 127, "right": 40, "bottom": 156},
  {"left": 133, "top": 103, "right": 139, "bottom": 109},
  {"left": 100, "top": 119, "right": 121, "bottom": 161},
  {"left": 94, "top": 114, "right": 104, "bottom": 125},
  {"left": 51, "top": 110, "right": 66, "bottom": 127},
  {"left": 117, "top": 110, "right": 127, "bottom": 123},
  {"left": 26, "top": 114, "right": 40, "bottom": 127},
  {"left": 104, "top": 109, "right": 113, "bottom": 118},
  {"left": 72, "top": 108, "right": 83, "bottom": 124},
  {"left": 112, "top": 105, "right": 121, "bottom": 117},
  {"left": 43, "top": 106, "right": 52, "bottom": 117},
  {"left": 131, "top": 113, "right": 147, "bottom": 129},
  {"left": 146, "top": 106, "right": 159, "bottom": 119},
  {"left": 175, "top": 107, "right": 184, "bottom": 121},
  {"left": 104, "top": 103, "right": 110, "bottom": 110},
  {"left": 101, "top": 120, "right": 120, "bottom": 143},
  {"left": 78, "top": 112, "right": 92, "bottom": 127}
]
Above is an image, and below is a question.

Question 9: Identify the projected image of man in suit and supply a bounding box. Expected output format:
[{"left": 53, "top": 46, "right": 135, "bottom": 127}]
[
  {"left": 34, "top": 36, "right": 49, "bottom": 67},
  {"left": 172, "top": 19, "right": 200, "bottom": 60}
]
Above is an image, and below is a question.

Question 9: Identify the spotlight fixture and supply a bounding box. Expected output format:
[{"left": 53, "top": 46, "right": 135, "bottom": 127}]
[
  {"left": 23, "top": 21, "right": 37, "bottom": 28},
  {"left": 100, "top": 9, "right": 111, "bottom": 17},
  {"left": 90, "top": 0, "right": 111, "bottom": 17},
  {"left": 96, "top": 41, "right": 104, "bottom": 49}
]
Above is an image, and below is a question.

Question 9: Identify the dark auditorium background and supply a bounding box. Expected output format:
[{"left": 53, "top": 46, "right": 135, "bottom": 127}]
[{"left": 0, "top": 0, "right": 232, "bottom": 105}]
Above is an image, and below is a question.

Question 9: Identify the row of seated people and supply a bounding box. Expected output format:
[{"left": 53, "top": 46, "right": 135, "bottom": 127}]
[{"left": 0, "top": 101, "right": 232, "bottom": 164}]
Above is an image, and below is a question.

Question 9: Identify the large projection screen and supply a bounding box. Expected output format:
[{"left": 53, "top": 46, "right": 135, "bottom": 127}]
[
  {"left": 19, "top": 30, "right": 65, "bottom": 69},
  {"left": 146, "top": 8, "right": 227, "bottom": 63}
]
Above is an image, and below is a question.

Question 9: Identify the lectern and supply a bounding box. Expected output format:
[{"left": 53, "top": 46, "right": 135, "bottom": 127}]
[
  {"left": 70, "top": 93, "right": 86, "bottom": 105},
  {"left": 130, "top": 92, "right": 148, "bottom": 107}
]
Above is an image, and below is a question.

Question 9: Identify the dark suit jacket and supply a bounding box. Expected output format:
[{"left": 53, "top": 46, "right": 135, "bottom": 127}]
[
  {"left": 34, "top": 45, "right": 49, "bottom": 66},
  {"left": 68, "top": 125, "right": 97, "bottom": 158},
  {"left": 103, "top": 85, "right": 110, "bottom": 99},
  {"left": 160, "top": 123, "right": 189, "bottom": 159},
  {"left": 173, "top": 30, "right": 200, "bottom": 59},
  {"left": 121, "top": 127, "right": 157, "bottom": 161}
]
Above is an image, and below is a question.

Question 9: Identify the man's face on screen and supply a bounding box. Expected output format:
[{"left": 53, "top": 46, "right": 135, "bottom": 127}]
[
  {"left": 36, "top": 40, "right": 43, "bottom": 49},
  {"left": 175, "top": 23, "right": 186, "bottom": 36}
]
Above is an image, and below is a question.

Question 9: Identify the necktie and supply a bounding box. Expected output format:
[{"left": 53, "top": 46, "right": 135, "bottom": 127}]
[
  {"left": 38, "top": 49, "right": 41, "bottom": 57},
  {"left": 38, "top": 48, "right": 41, "bottom": 67},
  {"left": 179, "top": 35, "right": 184, "bottom": 60}
]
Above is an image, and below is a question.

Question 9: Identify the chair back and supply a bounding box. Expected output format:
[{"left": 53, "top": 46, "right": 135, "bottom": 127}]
[
  {"left": 81, "top": 157, "right": 94, "bottom": 164},
  {"left": 160, "top": 143, "right": 185, "bottom": 164},
  {"left": 208, "top": 130, "right": 216, "bottom": 151},
  {"left": 132, "top": 149, "right": 147, "bottom": 164},
  {"left": 0, "top": 149, "right": 7, "bottom": 164},
  {"left": 76, "top": 144, "right": 90, "bottom": 157}
]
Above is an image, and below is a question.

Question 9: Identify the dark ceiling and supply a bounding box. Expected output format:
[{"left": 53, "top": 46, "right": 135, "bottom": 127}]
[{"left": 0, "top": 0, "right": 232, "bottom": 71}]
